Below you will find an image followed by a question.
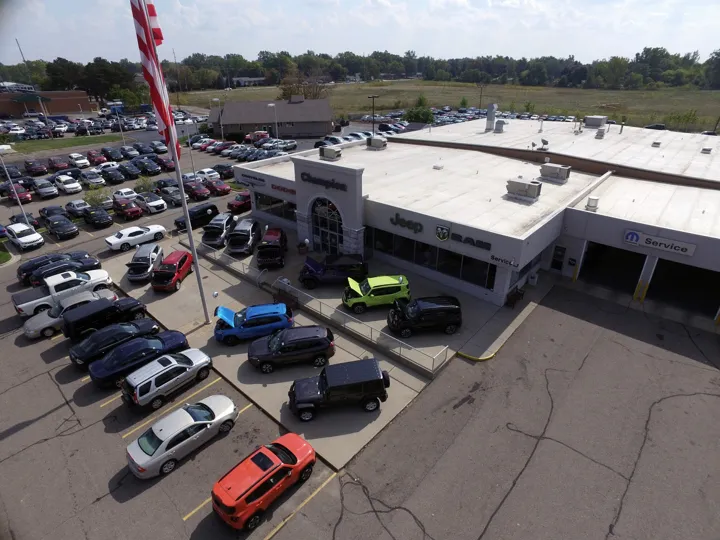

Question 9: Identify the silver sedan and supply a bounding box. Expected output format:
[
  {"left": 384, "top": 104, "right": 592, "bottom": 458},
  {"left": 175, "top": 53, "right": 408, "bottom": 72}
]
[
  {"left": 126, "top": 395, "right": 238, "bottom": 478},
  {"left": 23, "top": 289, "right": 117, "bottom": 339}
]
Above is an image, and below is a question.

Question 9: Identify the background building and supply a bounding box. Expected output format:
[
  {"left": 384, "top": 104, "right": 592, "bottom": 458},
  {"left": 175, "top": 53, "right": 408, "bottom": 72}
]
[
  {"left": 0, "top": 90, "right": 92, "bottom": 117},
  {"left": 209, "top": 96, "right": 332, "bottom": 139}
]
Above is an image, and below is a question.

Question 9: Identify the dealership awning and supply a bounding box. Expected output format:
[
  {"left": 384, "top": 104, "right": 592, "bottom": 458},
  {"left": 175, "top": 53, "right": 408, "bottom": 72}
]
[{"left": 12, "top": 93, "right": 50, "bottom": 103}]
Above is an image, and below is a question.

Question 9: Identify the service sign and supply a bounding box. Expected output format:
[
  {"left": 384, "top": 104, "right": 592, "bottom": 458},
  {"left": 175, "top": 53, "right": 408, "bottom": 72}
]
[{"left": 623, "top": 230, "right": 696, "bottom": 256}]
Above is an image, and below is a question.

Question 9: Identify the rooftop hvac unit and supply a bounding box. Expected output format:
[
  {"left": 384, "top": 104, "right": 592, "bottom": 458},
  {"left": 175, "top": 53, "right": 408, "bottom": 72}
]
[
  {"left": 506, "top": 177, "right": 542, "bottom": 200},
  {"left": 366, "top": 137, "right": 387, "bottom": 151},
  {"left": 540, "top": 163, "right": 572, "bottom": 184},
  {"left": 595, "top": 127, "right": 606, "bottom": 139},
  {"left": 585, "top": 196, "right": 599, "bottom": 212},
  {"left": 494, "top": 120, "right": 506, "bottom": 133},
  {"left": 584, "top": 115, "right": 608, "bottom": 128},
  {"left": 319, "top": 146, "right": 342, "bottom": 161},
  {"left": 652, "top": 141, "right": 661, "bottom": 148},
  {"left": 701, "top": 147, "right": 712, "bottom": 154}
]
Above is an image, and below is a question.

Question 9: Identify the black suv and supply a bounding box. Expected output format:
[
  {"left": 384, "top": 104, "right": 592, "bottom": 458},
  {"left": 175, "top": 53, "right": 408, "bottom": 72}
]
[
  {"left": 16, "top": 250, "right": 90, "bottom": 285},
  {"left": 247, "top": 326, "right": 335, "bottom": 374},
  {"left": 299, "top": 254, "right": 367, "bottom": 289},
  {"left": 387, "top": 296, "right": 462, "bottom": 338},
  {"left": 174, "top": 202, "right": 219, "bottom": 231},
  {"left": 288, "top": 358, "right": 390, "bottom": 421},
  {"left": 62, "top": 296, "right": 148, "bottom": 342},
  {"left": 256, "top": 228, "right": 288, "bottom": 269}
]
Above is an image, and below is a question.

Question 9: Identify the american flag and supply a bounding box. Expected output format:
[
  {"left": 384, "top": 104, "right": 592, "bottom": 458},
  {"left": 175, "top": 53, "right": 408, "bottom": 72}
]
[{"left": 129, "top": 0, "right": 180, "bottom": 158}]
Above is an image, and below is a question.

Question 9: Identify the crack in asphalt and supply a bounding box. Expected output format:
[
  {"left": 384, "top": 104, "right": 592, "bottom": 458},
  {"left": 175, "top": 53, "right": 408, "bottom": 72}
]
[
  {"left": 332, "top": 472, "right": 438, "bottom": 540},
  {"left": 0, "top": 365, "right": 59, "bottom": 398},
  {"left": 604, "top": 392, "right": 720, "bottom": 538},
  {"left": 610, "top": 338, "right": 719, "bottom": 374}
]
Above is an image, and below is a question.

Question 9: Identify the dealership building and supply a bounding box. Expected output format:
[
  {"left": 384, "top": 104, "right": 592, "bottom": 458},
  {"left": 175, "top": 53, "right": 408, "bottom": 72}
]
[{"left": 234, "top": 115, "right": 720, "bottom": 323}]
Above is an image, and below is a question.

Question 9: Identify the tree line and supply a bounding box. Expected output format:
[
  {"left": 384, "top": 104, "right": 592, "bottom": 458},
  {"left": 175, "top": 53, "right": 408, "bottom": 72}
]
[{"left": 2, "top": 47, "right": 720, "bottom": 103}]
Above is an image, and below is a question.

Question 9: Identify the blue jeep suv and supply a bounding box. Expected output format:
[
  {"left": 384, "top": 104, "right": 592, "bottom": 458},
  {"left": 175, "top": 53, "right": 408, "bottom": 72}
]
[{"left": 213, "top": 303, "right": 293, "bottom": 345}]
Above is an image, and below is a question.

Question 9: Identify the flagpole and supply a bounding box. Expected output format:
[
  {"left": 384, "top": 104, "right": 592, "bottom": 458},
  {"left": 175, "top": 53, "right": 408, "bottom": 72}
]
[{"left": 138, "top": 0, "right": 210, "bottom": 325}]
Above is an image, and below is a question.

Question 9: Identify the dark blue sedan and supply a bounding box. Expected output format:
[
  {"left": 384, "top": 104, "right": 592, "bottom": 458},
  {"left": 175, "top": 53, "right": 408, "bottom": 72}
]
[{"left": 88, "top": 330, "right": 188, "bottom": 388}]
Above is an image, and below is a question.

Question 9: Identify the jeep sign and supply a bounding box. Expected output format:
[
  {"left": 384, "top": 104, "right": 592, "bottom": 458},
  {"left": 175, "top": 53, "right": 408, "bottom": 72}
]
[
  {"left": 623, "top": 230, "right": 696, "bottom": 256},
  {"left": 390, "top": 212, "right": 423, "bottom": 233}
]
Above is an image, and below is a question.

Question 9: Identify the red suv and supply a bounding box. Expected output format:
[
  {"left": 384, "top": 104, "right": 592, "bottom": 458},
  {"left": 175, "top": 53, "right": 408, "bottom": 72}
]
[
  {"left": 204, "top": 178, "right": 231, "bottom": 196},
  {"left": 212, "top": 433, "right": 315, "bottom": 531},
  {"left": 9, "top": 187, "right": 32, "bottom": 204},
  {"left": 184, "top": 181, "right": 210, "bottom": 200},
  {"left": 113, "top": 198, "right": 143, "bottom": 220},
  {"left": 87, "top": 150, "right": 107, "bottom": 165},
  {"left": 48, "top": 156, "right": 70, "bottom": 171},
  {"left": 151, "top": 250, "right": 193, "bottom": 292},
  {"left": 227, "top": 191, "right": 251, "bottom": 214}
]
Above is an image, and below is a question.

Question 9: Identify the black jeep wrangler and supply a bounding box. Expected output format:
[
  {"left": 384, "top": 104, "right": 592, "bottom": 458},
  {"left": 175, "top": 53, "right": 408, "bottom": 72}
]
[
  {"left": 299, "top": 253, "right": 367, "bottom": 289},
  {"left": 288, "top": 358, "right": 390, "bottom": 422},
  {"left": 387, "top": 296, "right": 462, "bottom": 338}
]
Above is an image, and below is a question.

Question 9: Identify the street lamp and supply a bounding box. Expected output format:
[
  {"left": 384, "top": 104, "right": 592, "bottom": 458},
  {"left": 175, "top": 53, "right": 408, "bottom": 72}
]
[
  {"left": 267, "top": 103, "right": 279, "bottom": 139},
  {"left": 0, "top": 150, "right": 29, "bottom": 227},
  {"left": 368, "top": 95, "right": 379, "bottom": 135},
  {"left": 476, "top": 83, "right": 488, "bottom": 110},
  {"left": 212, "top": 97, "right": 224, "bottom": 140}
]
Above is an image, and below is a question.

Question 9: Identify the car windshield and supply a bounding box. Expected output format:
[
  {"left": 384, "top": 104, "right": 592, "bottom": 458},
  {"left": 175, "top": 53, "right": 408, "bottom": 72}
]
[
  {"left": 16, "top": 229, "right": 35, "bottom": 238},
  {"left": 48, "top": 303, "right": 63, "bottom": 318},
  {"left": 137, "top": 427, "right": 163, "bottom": 456},
  {"left": 185, "top": 403, "right": 215, "bottom": 422},
  {"left": 170, "top": 353, "right": 193, "bottom": 367},
  {"left": 36, "top": 181, "right": 51, "bottom": 188},
  {"left": 265, "top": 443, "right": 297, "bottom": 465},
  {"left": 60, "top": 178, "right": 74, "bottom": 185},
  {"left": 114, "top": 232, "right": 125, "bottom": 239},
  {"left": 359, "top": 280, "right": 371, "bottom": 296},
  {"left": 76, "top": 272, "right": 90, "bottom": 281},
  {"left": 157, "top": 263, "right": 177, "bottom": 273},
  {"left": 268, "top": 330, "right": 284, "bottom": 352},
  {"left": 405, "top": 300, "right": 419, "bottom": 318},
  {"left": 234, "top": 308, "right": 247, "bottom": 326}
]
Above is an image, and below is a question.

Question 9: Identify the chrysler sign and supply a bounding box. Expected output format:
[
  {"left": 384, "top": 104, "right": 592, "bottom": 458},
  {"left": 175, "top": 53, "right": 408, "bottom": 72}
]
[{"left": 623, "top": 230, "right": 696, "bottom": 256}]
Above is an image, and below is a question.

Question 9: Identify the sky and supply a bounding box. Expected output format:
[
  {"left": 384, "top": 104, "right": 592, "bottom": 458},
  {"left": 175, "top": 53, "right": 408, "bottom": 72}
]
[{"left": 0, "top": 0, "right": 717, "bottom": 66}]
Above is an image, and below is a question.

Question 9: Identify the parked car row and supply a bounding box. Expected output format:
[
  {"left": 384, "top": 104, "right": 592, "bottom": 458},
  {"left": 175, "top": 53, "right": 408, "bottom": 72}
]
[{"left": 185, "top": 133, "right": 295, "bottom": 164}]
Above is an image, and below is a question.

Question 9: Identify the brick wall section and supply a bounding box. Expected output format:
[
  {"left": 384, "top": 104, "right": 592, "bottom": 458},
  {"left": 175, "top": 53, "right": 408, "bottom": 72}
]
[
  {"left": 391, "top": 137, "right": 720, "bottom": 191},
  {"left": 0, "top": 91, "right": 92, "bottom": 117}
]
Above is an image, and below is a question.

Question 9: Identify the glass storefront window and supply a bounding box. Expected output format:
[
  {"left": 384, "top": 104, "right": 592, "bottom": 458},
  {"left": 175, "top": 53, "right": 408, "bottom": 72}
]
[
  {"left": 461, "top": 256, "right": 495, "bottom": 289},
  {"left": 374, "top": 228, "right": 393, "bottom": 254},
  {"left": 414, "top": 241, "right": 437, "bottom": 268},
  {"left": 437, "top": 248, "right": 462, "bottom": 278},
  {"left": 254, "top": 193, "right": 296, "bottom": 222},
  {"left": 311, "top": 198, "right": 343, "bottom": 255},
  {"left": 393, "top": 234, "right": 415, "bottom": 262}
]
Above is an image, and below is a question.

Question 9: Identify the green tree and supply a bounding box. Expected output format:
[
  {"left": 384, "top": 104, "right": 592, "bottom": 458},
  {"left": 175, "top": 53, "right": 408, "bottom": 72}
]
[
  {"left": 45, "top": 58, "right": 84, "bottom": 90},
  {"left": 460, "top": 96, "right": 468, "bottom": 108},
  {"left": 706, "top": 50, "right": 720, "bottom": 89},
  {"left": 194, "top": 68, "right": 220, "bottom": 88},
  {"left": 625, "top": 72, "right": 644, "bottom": 89},
  {"left": 434, "top": 69, "right": 451, "bottom": 81},
  {"left": 83, "top": 186, "right": 110, "bottom": 208},
  {"left": 415, "top": 94, "right": 428, "bottom": 108},
  {"left": 134, "top": 176, "right": 155, "bottom": 194},
  {"left": 404, "top": 107, "right": 434, "bottom": 123}
]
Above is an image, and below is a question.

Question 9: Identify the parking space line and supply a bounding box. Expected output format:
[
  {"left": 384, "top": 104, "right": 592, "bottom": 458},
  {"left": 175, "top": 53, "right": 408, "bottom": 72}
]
[
  {"left": 50, "top": 333, "right": 64, "bottom": 341},
  {"left": 85, "top": 231, "right": 94, "bottom": 237},
  {"left": 100, "top": 393, "right": 122, "bottom": 408},
  {"left": 182, "top": 497, "right": 211, "bottom": 522},
  {"left": 121, "top": 377, "right": 222, "bottom": 439},
  {"left": 81, "top": 375, "right": 91, "bottom": 382},
  {"left": 262, "top": 472, "right": 338, "bottom": 540}
]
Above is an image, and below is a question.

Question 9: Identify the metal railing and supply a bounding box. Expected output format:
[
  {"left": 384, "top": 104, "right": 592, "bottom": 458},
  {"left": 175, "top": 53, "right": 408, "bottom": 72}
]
[
  {"left": 272, "top": 278, "right": 450, "bottom": 373},
  {"left": 196, "top": 241, "right": 269, "bottom": 287}
]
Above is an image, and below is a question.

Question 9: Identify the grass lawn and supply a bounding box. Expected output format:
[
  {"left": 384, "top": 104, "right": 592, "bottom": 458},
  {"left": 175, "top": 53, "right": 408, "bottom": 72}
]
[
  {"left": 181, "top": 80, "right": 720, "bottom": 130},
  {"left": 12, "top": 134, "right": 126, "bottom": 154},
  {"left": 0, "top": 247, "right": 11, "bottom": 264}
]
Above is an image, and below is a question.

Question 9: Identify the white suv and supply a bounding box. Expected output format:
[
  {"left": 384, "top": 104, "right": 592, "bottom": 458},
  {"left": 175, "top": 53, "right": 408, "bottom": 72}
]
[
  {"left": 54, "top": 175, "right": 83, "bottom": 194},
  {"left": 6, "top": 223, "right": 44, "bottom": 251}
]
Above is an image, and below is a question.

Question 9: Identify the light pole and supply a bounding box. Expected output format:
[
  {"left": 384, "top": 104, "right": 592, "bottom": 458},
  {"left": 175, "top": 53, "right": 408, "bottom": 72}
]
[
  {"left": 476, "top": 83, "right": 487, "bottom": 110},
  {"left": 267, "top": 103, "right": 279, "bottom": 139},
  {"left": 0, "top": 151, "right": 29, "bottom": 226},
  {"left": 368, "top": 94, "right": 379, "bottom": 134},
  {"left": 212, "top": 98, "right": 224, "bottom": 140},
  {"left": 115, "top": 110, "right": 126, "bottom": 146}
]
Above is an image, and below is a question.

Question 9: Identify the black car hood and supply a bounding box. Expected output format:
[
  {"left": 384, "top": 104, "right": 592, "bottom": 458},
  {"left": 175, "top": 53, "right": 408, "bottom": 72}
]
[
  {"left": 292, "top": 376, "right": 323, "bottom": 402},
  {"left": 52, "top": 222, "right": 78, "bottom": 233},
  {"left": 248, "top": 336, "right": 271, "bottom": 359}
]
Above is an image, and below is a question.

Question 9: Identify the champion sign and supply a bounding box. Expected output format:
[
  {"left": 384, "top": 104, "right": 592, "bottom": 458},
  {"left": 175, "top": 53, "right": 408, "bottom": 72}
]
[
  {"left": 299, "top": 172, "right": 347, "bottom": 192},
  {"left": 623, "top": 230, "right": 696, "bottom": 256}
]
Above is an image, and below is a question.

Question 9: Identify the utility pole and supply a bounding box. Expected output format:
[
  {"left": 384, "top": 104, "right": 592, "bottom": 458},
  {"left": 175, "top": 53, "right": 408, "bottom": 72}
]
[
  {"left": 476, "top": 83, "right": 487, "bottom": 110},
  {"left": 714, "top": 114, "right": 720, "bottom": 134},
  {"left": 15, "top": 38, "right": 32, "bottom": 86},
  {"left": 368, "top": 94, "right": 379, "bottom": 134}
]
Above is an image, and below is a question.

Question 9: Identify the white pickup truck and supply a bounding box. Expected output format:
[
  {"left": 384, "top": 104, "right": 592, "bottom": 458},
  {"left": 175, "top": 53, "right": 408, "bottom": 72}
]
[{"left": 12, "top": 270, "right": 112, "bottom": 317}]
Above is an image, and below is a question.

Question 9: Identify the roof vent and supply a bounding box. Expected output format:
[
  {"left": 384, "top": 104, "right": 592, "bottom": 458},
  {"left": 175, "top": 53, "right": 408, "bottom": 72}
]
[
  {"left": 366, "top": 137, "right": 387, "bottom": 151},
  {"left": 540, "top": 163, "right": 571, "bottom": 184},
  {"left": 595, "top": 127, "right": 606, "bottom": 139},
  {"left": 701, "top": 147, "right": 712, "bottom": 154},
  {"left": 652, "top": 141, "right": 661, "bottom": 148},
  {"left": 585, "top": 115, "right": 607, "bottom": 128},
  {"left": 319, "top": 146, "right": 342, "bottom": 161},
  {"left": 585, "top": 196, "right": 600, "bottom": 212},
  {"left": 506, "top": 176, "right": 542, "bottom": 201},
  {"left": 494, "top": 120, "right": 506, "bottom": 133}
]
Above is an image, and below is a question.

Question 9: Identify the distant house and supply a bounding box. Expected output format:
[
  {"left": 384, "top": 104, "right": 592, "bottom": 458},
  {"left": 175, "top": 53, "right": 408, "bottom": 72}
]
[
  {"left": 209, "top": 95, "right": 333, "bottom": 138},
  {"left": 0, "top": 81, "right": 36, "bottom": 93},
  {"left": 232, "top": 77, "right": 266, "bottom": 87}
]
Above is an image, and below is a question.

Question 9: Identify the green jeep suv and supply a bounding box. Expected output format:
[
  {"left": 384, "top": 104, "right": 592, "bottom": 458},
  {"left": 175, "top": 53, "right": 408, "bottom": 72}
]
[{"left": 342, "top": 275, "right": 410, "bottom": 314}]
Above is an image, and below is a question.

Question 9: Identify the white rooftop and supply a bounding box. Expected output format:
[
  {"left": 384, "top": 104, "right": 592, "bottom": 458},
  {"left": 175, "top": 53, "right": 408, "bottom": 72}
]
[
  {"left": 574, "top": 175, "right": 720, "bottom": 239},
  {"left": 398, "top": 120, "right": 720, "bottom": 183},
  {"left": 245, "top": 142, "right": 601, "bottom": 238}
]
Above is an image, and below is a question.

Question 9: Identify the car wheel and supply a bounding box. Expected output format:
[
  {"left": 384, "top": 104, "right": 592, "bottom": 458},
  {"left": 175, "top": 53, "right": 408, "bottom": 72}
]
[
  {"left": 400, "top": 328, "right": 412, "bottom": 339},
  {"left": 260, "top": 362, "right": 274, "bottom": 374},
  {"left": 34, "top": 305, "right": 50, "bottom": 315},
  {"left": 120, "top": 243, "right": 131, "bottom": 252},
  {"left": 114, "top": 377, "right": 124, "bottom": 388},
  {"left": 445, "top": 324, "right": 458, "bottom": 335},
  {"left": 154, "top": 232, "right": 164, "bottom": 241},
  {"left": 174, "top": 280, "right": 181, "bottom": 291},
  {"left": 219, "top": 420, "right": 234, "bottom": 433},
  {"left": 196, "top": 367, "right": 210, "bottom": 380},
  {"left": 93, "top": 284, "right": 107, "bottom": 291},
  {"left": 299, "top": 409, "right": 314, "bottom": 422},
  {"left": 245, "top": 512, "right": 263, "bottom": 532},
  {"left": 362, "top": 398, "right": 380, "bottom": 412},
  {"left": 41, "top": 327, "right": 55, "bottom": 338},
  {"left": 223, "top": 335, "right": 239, "bottom": 346},
  {"left": 312, "top": 355, "right": 327, "bottom": 367},
  {"left": 301, "top": 279, "right": 317, "bottom": 290},
  {"left": 353, "top": 304, "right": 366, "bottom": 314},
  {"left": 298, "top": 464, "right": 314, "bottom": 484},
  {"left": 160, "top": 459, "right": 177, "bottom": 476},
  {"left": 150, "top": 396, "right": 164, "bottom": 410},
  {"left": 133, "top": 311, "right": 145, "bottom": 320}
]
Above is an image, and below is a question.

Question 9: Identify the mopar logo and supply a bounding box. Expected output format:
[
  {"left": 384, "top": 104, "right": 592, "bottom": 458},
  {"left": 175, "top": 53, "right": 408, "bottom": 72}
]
[
  {"left": 624, "top": 230, "right": 640, "bottom": 245},
  {"left": 390, "top": 212, "right": 423, "bottom": 233}
]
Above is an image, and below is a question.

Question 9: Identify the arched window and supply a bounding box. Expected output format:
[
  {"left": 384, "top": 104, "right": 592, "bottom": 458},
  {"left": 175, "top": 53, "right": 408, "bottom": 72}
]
[{"left": 311, "top": 198, "right": 343, "bottom": 254}]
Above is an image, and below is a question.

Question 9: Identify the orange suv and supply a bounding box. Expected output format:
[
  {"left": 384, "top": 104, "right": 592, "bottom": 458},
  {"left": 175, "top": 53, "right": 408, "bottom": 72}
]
[{"left": 212, "top": 433, "right": 316, "bottom": 531}]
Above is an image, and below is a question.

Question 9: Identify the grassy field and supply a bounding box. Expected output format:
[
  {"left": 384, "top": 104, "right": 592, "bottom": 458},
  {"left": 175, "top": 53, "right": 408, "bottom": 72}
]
[
  {"left": 12, "top": 134, "right": 125, "bottom": 154},
  {"left": 181, "top": 80, "right": 720, "bottom": 130}
]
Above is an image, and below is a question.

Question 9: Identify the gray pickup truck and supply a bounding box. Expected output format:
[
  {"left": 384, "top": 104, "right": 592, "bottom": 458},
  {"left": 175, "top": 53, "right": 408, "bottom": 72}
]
[{"left": 12, "top": 270, "right": 112, "bottom": 317}]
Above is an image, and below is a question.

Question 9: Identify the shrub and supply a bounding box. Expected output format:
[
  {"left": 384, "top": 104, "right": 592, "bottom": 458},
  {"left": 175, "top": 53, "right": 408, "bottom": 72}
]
[
  {"left": 134, "top": 176, "right": 155, "bottom": 194},
  {"left": 83, "top": 186, "right": 111, "bottom": 208}
]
